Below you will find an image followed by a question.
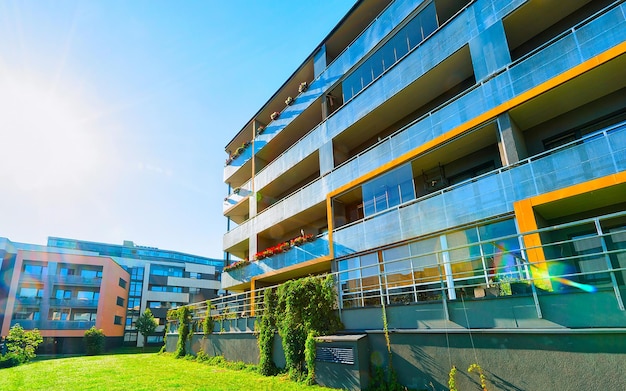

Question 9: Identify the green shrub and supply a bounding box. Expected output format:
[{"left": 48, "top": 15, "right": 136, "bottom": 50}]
[
  {"left": 0, "top": 352, "right": 22, "bottom": 368},
  {"left": 84, "top": 326, "right": 105, "bottom": 355},
  {"left": 5, "top": 324, "right": 43, "bottom": 363}
]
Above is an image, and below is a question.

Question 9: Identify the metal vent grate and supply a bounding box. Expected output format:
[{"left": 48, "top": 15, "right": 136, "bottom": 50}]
[{"left": 316, "top": 346, "right": 355, "bottom": 364}]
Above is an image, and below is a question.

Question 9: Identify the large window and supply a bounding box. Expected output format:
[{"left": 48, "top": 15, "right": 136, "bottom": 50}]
[
  {"left": 342, "top": 2, "right": 437, "bottom": 102},
  {"left": 23, "top": 263, "right": 47, "bottom": 276},
  {"left": 362, "top": 163, "right": 415, "bottom": 217},
  {"left": 19, "top": 287, "right": 44, "bottom": 298},
  {"left": 149, "top": 285, "right": 183, "bottom": 293},
  {"left": 150, "top": 265, "right": 183, "bottom": 277}
]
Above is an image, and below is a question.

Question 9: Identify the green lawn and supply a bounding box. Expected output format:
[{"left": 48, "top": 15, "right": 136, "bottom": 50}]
[{"left": 0, "top": 352, "right": 340, "bottom": 391}]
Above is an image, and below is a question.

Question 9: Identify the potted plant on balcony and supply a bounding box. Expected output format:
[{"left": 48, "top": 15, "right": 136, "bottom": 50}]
[
  {"left": 298, "top": 81, "right": 308, "bottom": 93},
  {"left": 270, "top": 111, "right": 280, "bottom": 121},
  {"left": 285, "top": 96, "right": 294, "bottom": 106},
  {"left": 256, "top": 126, "right": 265, "bottom": 136}
]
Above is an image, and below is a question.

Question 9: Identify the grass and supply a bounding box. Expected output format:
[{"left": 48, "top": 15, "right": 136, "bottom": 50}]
[{"left": 0, "top": 351, "right": 340, "bottom": 391}]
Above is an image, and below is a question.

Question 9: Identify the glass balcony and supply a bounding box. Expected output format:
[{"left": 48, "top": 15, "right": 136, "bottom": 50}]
[
  {"left": 9, "top": 319, "right": 97, "bottom": 330},
  {"left": 49, "top": 298, "right": 99, "bottom": 308},
  {"left": 334, "top": 122, "right": 626, "bottom": 255},
  {"left": 51, "top": 275, "right": 102, "bottom": 286},
  {"left": 15, "top": 297, "right": 42, "bottom": 305},
  {"left": 223, "top": 234, "right": 330, "bottom": 287}
]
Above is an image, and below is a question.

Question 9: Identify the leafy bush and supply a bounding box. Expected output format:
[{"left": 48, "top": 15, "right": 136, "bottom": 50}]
[
  {"left": 84, "top": 326, "right": 105, "bottom": 355},
  {"left": 0, "top": 352, "right": 22, "bottom": 368},
  {"left": 5, "top": 324, "right": 43, "bottom": 363}
]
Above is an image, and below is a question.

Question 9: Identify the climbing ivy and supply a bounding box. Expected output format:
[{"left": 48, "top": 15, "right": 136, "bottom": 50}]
[
  {"left": 173, "top": 306, "right": 193, "bottom": 358},
  {"left": 258, "top": 288, "right": 278, "bottom": 376},
  {"left": 366, "top": 301, "right": 404, "bottom": 391},
  {"left": 256, "top": 275, "right": 342, "bottom": 382},
  {"left": 202, "top": 300, "right": 215, "bottom": 337}
]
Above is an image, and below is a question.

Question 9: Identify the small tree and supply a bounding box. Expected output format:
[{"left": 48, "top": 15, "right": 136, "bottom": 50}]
[
  {"left": 84, "top": 326, "right": 105, "bottom": 355},
  {"left": 5, "top": 324, "right": 43, "bottom": 363},
  {"left": 135, "top": 309, "right": 158, "bottom": 349}
]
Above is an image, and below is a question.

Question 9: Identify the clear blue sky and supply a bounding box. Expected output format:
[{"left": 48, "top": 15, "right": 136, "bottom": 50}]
[{"left": 0, "top": 0, "right": 357, "bottom": 259}]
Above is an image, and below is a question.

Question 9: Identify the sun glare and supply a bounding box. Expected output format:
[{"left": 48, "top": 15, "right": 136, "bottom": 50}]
[{"left": 0, "top": 68, "right": 99, "bottom": 191}]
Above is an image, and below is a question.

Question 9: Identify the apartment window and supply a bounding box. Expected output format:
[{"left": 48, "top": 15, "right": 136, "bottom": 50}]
[
  {"left": 13, "top": 310, "right": 40, "bottom": 320},
  {"left": 188, "top": 272, "right": 202, "bottom": 279},
  {"left": 124, "top": 332, "right": 138, "bottom": 342},
  {"left": 129, "top": 282, "right": 143, "bottom": 296},
  {"left": 76, "top": 290, "right": 99, "bottom": 301},
  {"left": 54, "top": 290, "right": 72, "bottom": 300},
  {"left": 149, "top": 285, "right": 182, "bottom": 293},
  {"left": 114, "top": 315, "right": 123, "bottom": 325},
  {"left": 59, "top": 267, "right": 76, "bottom": 276},
  {"left": 146, "top": 336, "right": 164, "bottom": 344},
  {"left": 73, "top": 312, "right": 97, "bottom": 322},
  {"left": 80, "top": 269, "right": 103, "bottom": 279},
  {"left": 150, "top": 265, "right": 184, "bottom": 277},
  {"left": 23, "top": 263, "right": 47, "bottom": 276},
  {"left": 18, "top": 287, "right": 44, "bottom": 298},
  {"left": 131, "top": 267, "right": 144, "bottom": 280},
  {"left": 127, "top": 298, "right": 141, "bottom": 310},
  {"left": 342, "top": 2, "right": 437, "bottom": 101},
  {"left": 119, "top": 278, "right": 127, "bottom": 289},
  {"left": 50, "top": 310, "right": 70, "bottom": 321},
  {"left": 116, "top": 296, "right": 125, "bottom": 307}
]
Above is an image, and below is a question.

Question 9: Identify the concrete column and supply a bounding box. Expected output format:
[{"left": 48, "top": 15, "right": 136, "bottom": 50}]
[
  {"left": 497, "top": 113, "right": 527, "bottom": 166},
  {"left": 469, "top": 20, "right": 511, "bottom": 82},
  {"left": 319, "top": 141, "right": 335, "bottom": 176}
]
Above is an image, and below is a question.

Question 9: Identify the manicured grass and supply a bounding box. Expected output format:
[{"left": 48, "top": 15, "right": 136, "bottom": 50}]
[{"left": 0, "top": 352, "right": 340, "bottom": 391}]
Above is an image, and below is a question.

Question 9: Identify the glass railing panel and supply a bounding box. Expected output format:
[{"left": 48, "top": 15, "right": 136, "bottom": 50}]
[
  {"left": 509, "top": 35, "right": 580, "bottom": 97},
  {"left": 576, "top": 5, "right": 626, "bottom": 60},
  {"left": 498, "top": 163, "right": 537, "bottom": 204},
  {"left": 608, "top": 124, "right": 626, "bottom": 171},
  {"left": 362, "top": 209, "right": 403, "bottom": 248},
  {"left": 531, "top": 136, "right": 614, "bottom": 193}
]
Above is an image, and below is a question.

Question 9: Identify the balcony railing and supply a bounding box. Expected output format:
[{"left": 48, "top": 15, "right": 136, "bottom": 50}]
[
  {"left": 223, "top": 235, "right": 330, "bottom": 287},
  {"left": 10, "top": 319, "right": 96, "bottom": 330},
  {"left": 175, "top": 209, "right": 626, "bottom": 333},
  {"left": 49, "top": 298, "right": 99, "bottom": 308},
  {"left": 50, "top": 275, "right": 102, "bottom": 286}
]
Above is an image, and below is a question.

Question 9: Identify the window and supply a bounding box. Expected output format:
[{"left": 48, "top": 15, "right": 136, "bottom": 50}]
[
  {"left": 116, "top": 296, "right": 125, "bottom": 307},
  {"left": 114, "top": 315, "right": 123, "bottom": 325},
  {"left": 19, "top": 287, "right": 44, "bottom": 298},
  {"left": 50, "top": 310, "right": 70, "bottom": 321},
  {"left": 77, "top": 290, "right": 99, "bottom": 301},
  {"left": 341, "top": 2, "right": 437, "bottom": 102},
  {"left": 119, "top": 278, "right": 127, "bottom": 289},
  {"left": 131, "top": 267, "right": 144, "bottom": 280},
  {"left": 188, "top": 272, "right": 202, "bottom": 279},
  {"left": 73, "top": 312, "right": 97, "bottom": 321},
  {"left": 146, "top": 336, "right": 164, "bottom": 344},
  {"left": 124, "top": 332, "right": 138, "bottom": 342},
  {"left": 149, "top": 285, "right": 182, "bottom": 293},
  {"left": 129, "top": 282, "right": 143, "bottom": 296},
  {"left": 150, "top": 265, "right": 183, "bottom": 277},
  {"left": 23, "top": 263, "right": 47, "bottom": 276},
  {"left": 59, "top": 267, "right": 75, "bottom": 276},
  {"left": 127, "top": 298, "right": 141, "bottom": 310},
  {"left": 54, "top": 290, "right": 72, "bottom": 300},
  {"left": 80, "top": 269, "right": 103, "bottom": 279}
]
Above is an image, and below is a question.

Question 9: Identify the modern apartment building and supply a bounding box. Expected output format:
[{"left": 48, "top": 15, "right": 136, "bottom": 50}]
[
  {"left": 213, "top": 0, "right": 626, "bottom": 389},
  {"left": 47, "top": 237, "right": 223, "bottom": 347},
  {"left": 0, "top": 240, "right": 129, "bottom": 354}
]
